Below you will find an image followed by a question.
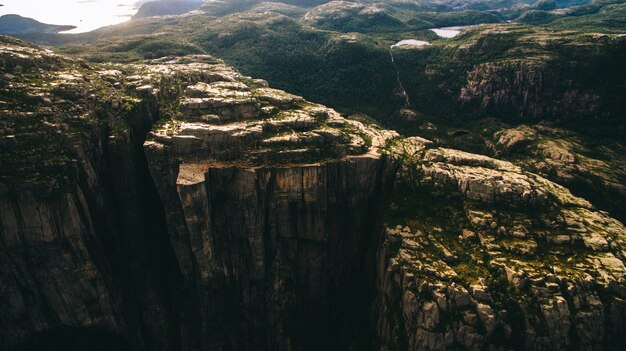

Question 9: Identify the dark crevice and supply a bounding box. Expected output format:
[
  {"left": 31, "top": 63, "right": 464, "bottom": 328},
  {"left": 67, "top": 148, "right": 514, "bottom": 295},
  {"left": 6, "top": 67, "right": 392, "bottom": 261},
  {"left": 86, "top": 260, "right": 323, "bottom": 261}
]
[
  {"left": 73, "top": 102, "right": 182, "bottom": 351},
  {"left": 9, "top": 326, "right": 136, "bottom": 351}
]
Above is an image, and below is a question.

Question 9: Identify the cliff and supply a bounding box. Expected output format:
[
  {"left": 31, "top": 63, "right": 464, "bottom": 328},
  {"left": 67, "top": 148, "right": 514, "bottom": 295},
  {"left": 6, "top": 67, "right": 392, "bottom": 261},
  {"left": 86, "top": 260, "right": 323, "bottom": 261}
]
[
  {"left": 139, "top": 54, "right": 397, "bottom": 349},
  {"left": 0, "top": 36, "right": 397, "bottom": 350},
  {"left": 1, "top": 36, "right": 625, "bottom": 351},
  {"left": 394, "top": 25, "right": 626, "bottom": 126},
  {"left": 375, "top": 138, "right": 626, "bottom": 350},
  {"left": 0, "top": 36, "right": 177, "bottom": 350}
]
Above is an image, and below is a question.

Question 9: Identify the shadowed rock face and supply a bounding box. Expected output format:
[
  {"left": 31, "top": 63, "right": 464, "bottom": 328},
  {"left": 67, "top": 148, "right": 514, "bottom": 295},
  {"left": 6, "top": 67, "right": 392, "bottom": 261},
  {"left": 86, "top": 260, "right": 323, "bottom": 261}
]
[
  {"left": 0, "top": 36, "right": 177, "bottom": 351},
  {"left": 0, "top": 36, "right": 396, "bottom": 350},
  {"left": 138, "top": 55, "right": 398, "bottom": 349},
  {"left": 10, "top": 326, "right": 136, "bottom": 351},
  {"left": 1, "top": 36, "right": 626, "bottom": 351}
]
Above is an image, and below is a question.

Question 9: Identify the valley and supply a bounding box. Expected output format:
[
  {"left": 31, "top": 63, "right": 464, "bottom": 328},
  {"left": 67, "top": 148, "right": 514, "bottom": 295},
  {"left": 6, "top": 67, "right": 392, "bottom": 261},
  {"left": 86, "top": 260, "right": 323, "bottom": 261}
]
[{"left": 1, "top": 1, "right": 626, "bottom": 350}]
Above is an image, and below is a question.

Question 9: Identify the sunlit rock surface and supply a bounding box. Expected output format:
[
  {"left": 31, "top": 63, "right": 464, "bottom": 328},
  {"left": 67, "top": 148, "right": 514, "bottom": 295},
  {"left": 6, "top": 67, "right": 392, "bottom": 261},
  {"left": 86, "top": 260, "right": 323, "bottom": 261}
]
[{"left": 1, "top": 35, "right": 625, "bottom": 351}]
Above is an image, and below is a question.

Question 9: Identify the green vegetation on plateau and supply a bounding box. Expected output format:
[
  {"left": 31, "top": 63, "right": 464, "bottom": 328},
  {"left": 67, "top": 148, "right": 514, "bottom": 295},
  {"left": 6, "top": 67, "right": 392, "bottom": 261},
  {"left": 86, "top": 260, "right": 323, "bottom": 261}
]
[{"left": 7, "top": 0, "right": 624, "bottom": 220}]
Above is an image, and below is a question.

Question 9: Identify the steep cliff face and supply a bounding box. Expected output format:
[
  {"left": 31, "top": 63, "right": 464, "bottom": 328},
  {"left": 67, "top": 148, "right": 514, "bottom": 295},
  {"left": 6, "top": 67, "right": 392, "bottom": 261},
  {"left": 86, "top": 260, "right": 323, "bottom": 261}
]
[
  {"left": 0, "top": 37, "right": 177, "bottom": 350},
  {"left": 395, "top": 26, "right": 626, "bottom": 127},
  {"left": 458, "top": 59, "right": 601, "bottom": 119},
  {"left": 147, "top": 161, "right": 394, "bottom": 350},
  {"left": 0, "top": 37, "right": 399, "bottom": 350},
  {"left": 2, "top": 36, "right": 626, "bottom": 351},
  {"left": 140, "top": 57, "right": 397, "bottom": 349}
]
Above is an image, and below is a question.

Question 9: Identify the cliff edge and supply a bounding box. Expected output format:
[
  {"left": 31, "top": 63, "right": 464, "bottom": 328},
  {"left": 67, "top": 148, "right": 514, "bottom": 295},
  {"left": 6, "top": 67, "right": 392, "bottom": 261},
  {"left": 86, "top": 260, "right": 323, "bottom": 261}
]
[{"left": 1, "top": 36, "right": 625, "bottom": 351}]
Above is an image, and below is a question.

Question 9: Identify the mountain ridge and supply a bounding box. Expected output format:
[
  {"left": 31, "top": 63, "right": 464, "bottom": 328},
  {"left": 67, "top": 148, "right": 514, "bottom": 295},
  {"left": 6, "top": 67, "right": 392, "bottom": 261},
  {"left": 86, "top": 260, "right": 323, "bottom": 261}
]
[
  {"left": 0, "top": 14, "right": 75, "bottom": 34},
  {"left": 1, "top": 1, "right": 626, "bottom": 349},
  {"left": 1, "top": 33, "right": 626, "bottom": 351}
]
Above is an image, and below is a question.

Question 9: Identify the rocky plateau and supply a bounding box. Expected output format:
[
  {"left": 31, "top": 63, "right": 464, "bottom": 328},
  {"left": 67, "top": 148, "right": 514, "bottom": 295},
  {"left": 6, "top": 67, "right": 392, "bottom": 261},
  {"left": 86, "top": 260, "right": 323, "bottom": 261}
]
[{"left": 1, "top": 35, "right": 625, "bottom": 351}]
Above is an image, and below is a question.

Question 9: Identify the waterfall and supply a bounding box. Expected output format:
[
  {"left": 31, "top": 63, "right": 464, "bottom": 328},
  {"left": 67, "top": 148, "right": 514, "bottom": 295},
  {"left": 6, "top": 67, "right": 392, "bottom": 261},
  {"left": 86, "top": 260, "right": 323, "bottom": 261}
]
[{"left": 389, "top": 46, "right": 410, "bottom": 108}]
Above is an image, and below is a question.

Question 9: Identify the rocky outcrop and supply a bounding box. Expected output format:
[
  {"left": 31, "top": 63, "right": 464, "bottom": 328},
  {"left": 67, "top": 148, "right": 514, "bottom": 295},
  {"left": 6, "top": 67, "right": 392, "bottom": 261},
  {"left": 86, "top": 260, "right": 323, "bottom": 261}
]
[
  {"left": 456, "top": 30, "right": 626, "bottom": 122},
  {"left": 374, "top": 137, "right": 626, "bottom": 350},
  {"left": 0, "top": 37, "right": 399, "bottom": 350},
  {"left": 458, "top": 58, "right": 603, "bottom": 120},
  {"left": 1, "top": 36, "right": 626, "bottom": 351},
  {"left": 489, "top": 124, "right": 626, "bottom": 222},
  {"left": 139, "top": 56, "right": 397, "bottom": 349},
  {"left": 394, "top": 26, "right": 626, "bottom": 125}
]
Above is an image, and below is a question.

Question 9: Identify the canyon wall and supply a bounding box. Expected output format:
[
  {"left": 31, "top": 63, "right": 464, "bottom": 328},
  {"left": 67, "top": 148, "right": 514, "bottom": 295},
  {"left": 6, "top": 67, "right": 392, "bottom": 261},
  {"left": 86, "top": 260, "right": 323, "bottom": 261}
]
[
  {"left": 141, "top": 58, "right": 397, "bottom": 349},
  {"left": 2, "top": 37, "right": 626, "bottom": 351},
  {"left": 0, "top": 37, "right": 398, "bottom": 350}
]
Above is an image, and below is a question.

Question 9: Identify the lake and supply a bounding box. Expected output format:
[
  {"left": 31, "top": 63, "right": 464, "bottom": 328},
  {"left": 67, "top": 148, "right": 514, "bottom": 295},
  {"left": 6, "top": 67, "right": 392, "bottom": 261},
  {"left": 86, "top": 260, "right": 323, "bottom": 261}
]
[
  {"left": 0, "top": 0, "right": 140, "bottom": 33},
  {"left": 391, "top": 26, "right": 471, "bottom": 48},
  {"left": 391, "top": 39, "right": 431, "bottom": 48},
  {"left": 430, "top": 26, "right": 469, "bottom": 38}
]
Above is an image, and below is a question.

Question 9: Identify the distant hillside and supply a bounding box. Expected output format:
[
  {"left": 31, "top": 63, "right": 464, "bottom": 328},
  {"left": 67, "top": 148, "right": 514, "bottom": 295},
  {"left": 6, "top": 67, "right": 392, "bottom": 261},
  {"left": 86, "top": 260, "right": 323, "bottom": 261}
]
[
  {"left": 0, "top": 14, "right": 75, "bottom": 34},
  {"left": 133, "top": 0, "right": 203, "bottom": 19}
]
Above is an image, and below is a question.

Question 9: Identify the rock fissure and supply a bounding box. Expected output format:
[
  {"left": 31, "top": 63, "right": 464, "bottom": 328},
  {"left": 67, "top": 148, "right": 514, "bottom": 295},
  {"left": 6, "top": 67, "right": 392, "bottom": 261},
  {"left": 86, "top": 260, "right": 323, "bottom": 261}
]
[{"left": 1, "top": 37, "right": 626, "bottom": 351}]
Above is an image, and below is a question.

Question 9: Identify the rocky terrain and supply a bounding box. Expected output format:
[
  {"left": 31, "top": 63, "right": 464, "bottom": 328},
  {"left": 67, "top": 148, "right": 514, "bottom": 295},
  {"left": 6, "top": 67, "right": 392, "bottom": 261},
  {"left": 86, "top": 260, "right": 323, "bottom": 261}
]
[
  {"left": 376, "top": 137, "right": 626, "bottom": 350},
  {"left": 489, "top": 124, "right": 626, "bottom": 221},
  {"left": 0, "top": 36, "right": 397, "bottom": 350},
  {"left": 390, "top": 23, "right": 626, "bottom": 126},
  {"left": 1, "top": 33, "right": 626, "bottom": 350},
  {"left": 137, "top": 53, "right": 397, "bottom": 350}
]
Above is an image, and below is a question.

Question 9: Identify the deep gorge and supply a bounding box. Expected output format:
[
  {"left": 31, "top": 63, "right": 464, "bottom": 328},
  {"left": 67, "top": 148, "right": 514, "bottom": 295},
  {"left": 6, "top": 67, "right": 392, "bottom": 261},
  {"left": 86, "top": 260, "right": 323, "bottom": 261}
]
[{"left": 2, "top": 35, "right": 626, "bottom": 351}]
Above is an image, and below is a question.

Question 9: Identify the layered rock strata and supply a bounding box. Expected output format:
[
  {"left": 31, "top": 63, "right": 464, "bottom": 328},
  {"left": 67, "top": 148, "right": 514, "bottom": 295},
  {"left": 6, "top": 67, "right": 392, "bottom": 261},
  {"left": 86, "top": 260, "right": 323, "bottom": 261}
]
[
  {"left": 0, "top": 36, "right": 176, "bottom": 350},
  {"left": 1, "top": 37, "right": 625, "bottom": 351},
  {"left": 0, "top": 37, "right": 399, "bottom": 350},
  {"left": 139, "top": 55, "right": 397, "bottom": 350},
  {"left": 374, "top": 137, "right": 626, "bottom": 351}
]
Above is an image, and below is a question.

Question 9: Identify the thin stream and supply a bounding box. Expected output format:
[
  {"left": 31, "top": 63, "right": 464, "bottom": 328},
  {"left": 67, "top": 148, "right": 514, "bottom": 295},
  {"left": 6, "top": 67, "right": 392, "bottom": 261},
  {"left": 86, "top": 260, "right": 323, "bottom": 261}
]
[{"left": 389, "top": 46, "right": 410, "bottom": 108}]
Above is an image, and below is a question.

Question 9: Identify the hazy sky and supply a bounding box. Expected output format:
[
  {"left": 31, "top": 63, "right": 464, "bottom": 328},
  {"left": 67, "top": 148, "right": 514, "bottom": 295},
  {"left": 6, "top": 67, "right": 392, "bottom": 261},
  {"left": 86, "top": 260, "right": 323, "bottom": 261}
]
[{"left": 0, "top": 0, "right": 142, "bottom": 33}]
